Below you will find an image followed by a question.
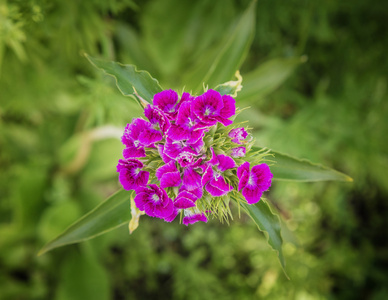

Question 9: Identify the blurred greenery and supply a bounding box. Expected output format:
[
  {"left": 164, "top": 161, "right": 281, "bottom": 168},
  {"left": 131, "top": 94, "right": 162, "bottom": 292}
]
[{"left": 1, "top": 0, "right": 387, "bottom": 299}]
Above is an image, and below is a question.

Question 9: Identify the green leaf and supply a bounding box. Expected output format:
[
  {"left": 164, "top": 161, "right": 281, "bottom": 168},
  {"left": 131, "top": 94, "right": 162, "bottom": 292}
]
[
  {"left": 38, "top": 189, "right": 132, "bottom": 255},
  {"left": 253, "top": 147, "right": 353, "bottom": 182},
  {"left": 86, "top": 54, "right": 162, "bottom": 105},
  {"left": 241, "top": 199, "right": 287, "bottom": 275},
  {"left": 237, "top": 56, "right": 306, "bottom": 103},
  {"left": 188, "top": 0, "right": 256, "bottom": 93}
]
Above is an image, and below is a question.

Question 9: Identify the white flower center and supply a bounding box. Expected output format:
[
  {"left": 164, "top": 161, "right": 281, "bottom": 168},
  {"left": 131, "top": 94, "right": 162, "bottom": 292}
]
[
  {"left": 188, "top": 117, "right": 195, "bottom": 127},
  {"left": 213, "top": 168, "right": 222, "bottom": 179},
  {"left": 247, "top": 175, "right": 254, "bottom": 186},
  {"left": 204, "top": 107, "right": 212, "bottom": 116},
  {"left": 151, "top": 194, "right": 160, "bottom": 202}
]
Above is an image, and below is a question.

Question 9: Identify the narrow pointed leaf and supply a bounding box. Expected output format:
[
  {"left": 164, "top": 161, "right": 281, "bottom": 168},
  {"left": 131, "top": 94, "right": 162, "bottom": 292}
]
[
  {"left": 38, "top": 189, "right": 133, "bottom": 255},
  {"left": 241, "top": 199, "right": 287, "bottom": 275},
  {"left": 253, "top": 147, "right": 353, "bottom": 182},
  {"left": 237, "top": 56, "right": 306, "bottom": 103},
  {"left": 188, "top": 0, "right": 256, "bottom": 93},
  {"left": 86, "top": 54, "right": 162, "bottom": 104}
]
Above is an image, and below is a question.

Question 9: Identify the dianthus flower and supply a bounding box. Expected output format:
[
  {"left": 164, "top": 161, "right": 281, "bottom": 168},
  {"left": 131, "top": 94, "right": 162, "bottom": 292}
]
[
  {"left": 117, "top": 159, "right": 149, "bottom": 191},
  {"left": 237, "top": 162, "right": 273, "bottom": 204},
  {"left": 134, "top": 184, "right": 175, "bottom": 221},
  {"left": 117, "top": 89, "right": 273, "bottom": 225},
  {"left": 229, "top": 127, "right": 248, "bottom": 144},
  {"left": 192, "top": 89, "right": 236, "bottom": 126},
  {"left": 231, "top": 146, "right": 246, "bottom": 158},
  {"left": 202, "top": 148, "right": 236, "bottom": 197}
]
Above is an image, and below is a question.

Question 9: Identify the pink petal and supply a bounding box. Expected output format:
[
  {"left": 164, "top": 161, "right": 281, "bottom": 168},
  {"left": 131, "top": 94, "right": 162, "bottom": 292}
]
[
  {"left": 174, "top": 197, "right": 196, "bottom": 209},
  {"left": 164, "top": 207, "right": 179, "bottom": 222},
  {"left": 182, "top": 212, "right": 208, "bottom": 225},
  {"left": 242, "top": 186, "right": 263, "bottom": 204},
  {"left": 139, "top": 127, "right": 162, "bottom": 145},
  {"left": 123, "top": 146, "right": 146, "bottom": 159},
  {"left": 188, "top": 129, "right": 205, "bottom": 144},
  {"left": 157, "top": 144, "right": 172, "bottom": 163},
  {"left": 201, "top": 165, "right": 214, "bottom": 186},
  {"left": 156, "top": 161, "right": 178, "bottom": 180},
  {"left": 237, "top": 161, "right": 250, "bottom": 179},
  {"left": 217, "top": 154, "right": 237, "bottom": 171},
  {"left": 134, "top": 192, "right": 149, "bottom": 211},
  {"left": 220, "top": 95, "right": 236, "bottom": 119},
  {"left": 160, "top": 171, "right": 182, "bottom": 188},
  {"left": 238, "top": 170, "right": 250, "bottom": 191},
  {"left": 167, "top": 124, "right": 190, "bottom": 141},
  {"left": 216, "top": 116, "right": 233, "bottom": 127},
  {"left": 182, "top": 167, "right": 202, "bottom": 191},
  {"left": 251, "top": 163, "right": 273, "bottom": 191},
  {"left": 206, "top": 177, "right": 232, "bottom": 197},
  {"left": 176, "top": 101, "right": 191, "bottom": 126},
  {"left": 154, "top": 200, "right": 174, "bottom": 219}
]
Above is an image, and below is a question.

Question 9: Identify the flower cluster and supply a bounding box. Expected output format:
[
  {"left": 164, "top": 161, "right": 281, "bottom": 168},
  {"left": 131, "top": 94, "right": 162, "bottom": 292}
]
[{"left": 117, "top": 89, "right": 273, "bottom": 225}]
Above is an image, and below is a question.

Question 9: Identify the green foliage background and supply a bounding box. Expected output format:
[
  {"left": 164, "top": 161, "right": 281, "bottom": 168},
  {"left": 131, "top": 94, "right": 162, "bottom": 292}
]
[{"left": 1, "top": 0, "right": 387, "bottom": 299}]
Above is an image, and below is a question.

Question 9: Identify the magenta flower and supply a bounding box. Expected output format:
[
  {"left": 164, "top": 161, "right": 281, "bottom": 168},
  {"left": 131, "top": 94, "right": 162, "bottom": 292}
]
[
  {"left": 229, "top": 127, "right": 248, "bottom": 144},
  {"left": 237, "top": 162, "right": 273, "bottom": 204},
  {"left": 134, "top": 184, "right": 174, "bottom": 220},
  {"left": 192, "top": 89, "right": 236, "bottom": 127},
  {"left": 182, "top": 210, "right": 208, "bottom": 225},
  {"left": 202, "top": 149, "right": 236, "bottom": 197},
  {"left": 116, "top": 159, "right": 149, "bottom": 191},
  {"left": 153, "top": 89, "right": 186, "bottom": 120},
  {"left": 122, "top": 118, "right": 162, "bottom": 158},
  {"left": 155, "top": 161, "right": 182, "bottom": 188},
  {"left": 231, "top": 147, "right": 246, "bottom": 158},
  {"left": 144, "top": 105, "right": 171, "bottom": 134}
]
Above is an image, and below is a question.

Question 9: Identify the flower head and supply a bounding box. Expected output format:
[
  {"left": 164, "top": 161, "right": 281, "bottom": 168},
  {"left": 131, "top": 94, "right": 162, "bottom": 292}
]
[{"left": 117, "top": 89, "right": 272, "bottom": 225}]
